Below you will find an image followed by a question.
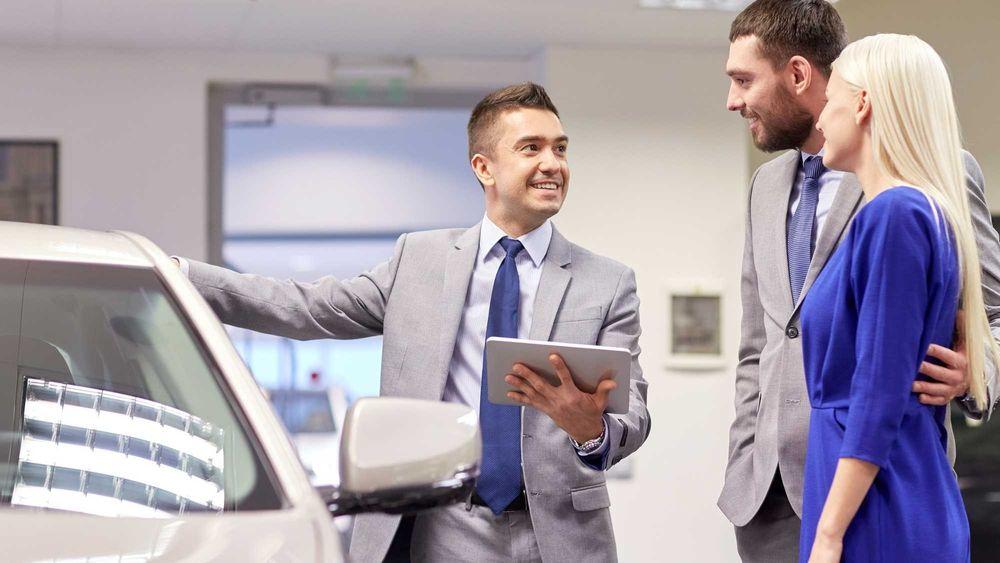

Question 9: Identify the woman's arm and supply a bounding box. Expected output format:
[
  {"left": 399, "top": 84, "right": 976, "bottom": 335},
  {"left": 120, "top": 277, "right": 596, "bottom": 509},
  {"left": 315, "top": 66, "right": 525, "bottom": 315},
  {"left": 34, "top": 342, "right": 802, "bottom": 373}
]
[{"left": 809, "top": 458, "right": 880, "bottom": 562}]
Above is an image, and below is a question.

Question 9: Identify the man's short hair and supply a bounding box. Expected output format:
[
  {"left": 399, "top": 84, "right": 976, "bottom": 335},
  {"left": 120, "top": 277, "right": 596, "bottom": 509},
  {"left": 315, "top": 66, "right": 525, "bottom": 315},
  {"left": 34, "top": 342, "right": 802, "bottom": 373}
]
[
  {"left": 467, "top": 82, "right": 559, "bottom": 160},
  {"left": 730, "top": 0, "right": 847, "bottom": 77}
]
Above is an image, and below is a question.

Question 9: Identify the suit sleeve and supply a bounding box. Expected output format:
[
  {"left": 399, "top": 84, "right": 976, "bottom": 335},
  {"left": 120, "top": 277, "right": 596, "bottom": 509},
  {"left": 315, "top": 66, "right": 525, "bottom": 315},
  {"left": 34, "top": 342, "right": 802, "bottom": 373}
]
[
  {"left": 181, "top": 234, "right": 407, "bottom": 341},
  {"left": 723, "top": 169, "right": 766, "bottom": 474},
  {"left": 961, "top": 151, "right": 1000, "bottom": 418},
  {"left": 841, "top": 197, "right": 933, "bottom": 467},
  {"left": 586, "top": 266, "right": 650, "bottom": 471}
]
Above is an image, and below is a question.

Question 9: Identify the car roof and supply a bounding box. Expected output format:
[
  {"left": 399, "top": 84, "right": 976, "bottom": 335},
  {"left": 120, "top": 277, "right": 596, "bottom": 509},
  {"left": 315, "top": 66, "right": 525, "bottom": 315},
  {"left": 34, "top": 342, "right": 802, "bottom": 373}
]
[{"left": 0, "top": 221, "right": 153, "bottom": 267}]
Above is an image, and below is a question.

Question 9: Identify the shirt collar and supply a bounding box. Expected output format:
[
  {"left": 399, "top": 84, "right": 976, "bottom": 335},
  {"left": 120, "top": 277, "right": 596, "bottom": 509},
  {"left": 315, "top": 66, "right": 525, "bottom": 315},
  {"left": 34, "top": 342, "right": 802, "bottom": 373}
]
[
  {"left": 478, "top": 214, "right": 552, "bottom": 268},
  {"left": 799, "top": 147, "right": 825, "bottom": 165}
]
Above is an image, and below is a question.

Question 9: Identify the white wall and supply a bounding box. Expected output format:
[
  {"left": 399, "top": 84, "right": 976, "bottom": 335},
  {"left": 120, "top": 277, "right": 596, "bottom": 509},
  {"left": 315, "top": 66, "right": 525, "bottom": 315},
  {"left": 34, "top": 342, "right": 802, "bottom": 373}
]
[
  {"left": 0, "top": 47, "right": 333, "bottom": 259},
  {"left": 545, "top": 46, "right": 745, "bottom": 562}
]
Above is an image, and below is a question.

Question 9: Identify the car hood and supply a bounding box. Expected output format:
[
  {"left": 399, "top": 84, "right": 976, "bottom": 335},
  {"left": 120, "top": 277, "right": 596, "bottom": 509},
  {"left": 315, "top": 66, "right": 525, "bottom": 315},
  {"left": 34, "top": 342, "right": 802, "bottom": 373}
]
[{"left": 0, "top": 507, "right": 329, "bottom": 562}]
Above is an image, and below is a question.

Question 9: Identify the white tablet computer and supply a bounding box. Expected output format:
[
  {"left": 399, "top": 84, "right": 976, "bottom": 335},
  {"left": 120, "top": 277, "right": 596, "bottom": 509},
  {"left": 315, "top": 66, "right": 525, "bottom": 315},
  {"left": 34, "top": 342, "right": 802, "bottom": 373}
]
[{"left": 485, "top": 337, "right": 631, "bottom": 414}]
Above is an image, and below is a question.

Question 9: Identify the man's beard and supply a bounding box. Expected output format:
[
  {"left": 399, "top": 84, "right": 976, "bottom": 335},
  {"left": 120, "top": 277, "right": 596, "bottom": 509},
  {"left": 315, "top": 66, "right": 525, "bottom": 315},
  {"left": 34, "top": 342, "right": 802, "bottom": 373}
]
[{"left": 744, "top": 86, "right": 814, "bottom": 153}]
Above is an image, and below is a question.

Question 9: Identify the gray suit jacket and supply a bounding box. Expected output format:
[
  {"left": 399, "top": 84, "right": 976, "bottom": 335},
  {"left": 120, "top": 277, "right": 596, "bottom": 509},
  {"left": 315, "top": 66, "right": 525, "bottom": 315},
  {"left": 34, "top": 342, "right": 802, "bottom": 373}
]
[
  {"left": 185, "top": 223, "right": 650, "bottom": 562},
  {"left": 718, "top": 150, "right": 1000, "bottom": 527}
]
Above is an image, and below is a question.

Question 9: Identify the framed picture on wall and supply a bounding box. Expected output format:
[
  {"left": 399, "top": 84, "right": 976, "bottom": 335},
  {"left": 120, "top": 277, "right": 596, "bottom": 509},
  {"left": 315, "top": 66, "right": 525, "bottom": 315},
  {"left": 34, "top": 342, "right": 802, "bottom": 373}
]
[
  {"left": 0, "top": 141, "right": 58, "bottom": 225},
  {"left": 665, "top": 280, "right": 726, "bottom": 371}
]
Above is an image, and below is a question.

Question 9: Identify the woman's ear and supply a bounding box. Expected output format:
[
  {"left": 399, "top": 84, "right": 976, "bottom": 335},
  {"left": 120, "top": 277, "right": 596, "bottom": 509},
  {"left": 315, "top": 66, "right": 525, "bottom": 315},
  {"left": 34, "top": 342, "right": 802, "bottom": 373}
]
[
  {"left": 855, "top": 89, "right": 872, "bottom": 126},
  {"left": 471, "top": 153, "right": 494, "bottom": 187}
]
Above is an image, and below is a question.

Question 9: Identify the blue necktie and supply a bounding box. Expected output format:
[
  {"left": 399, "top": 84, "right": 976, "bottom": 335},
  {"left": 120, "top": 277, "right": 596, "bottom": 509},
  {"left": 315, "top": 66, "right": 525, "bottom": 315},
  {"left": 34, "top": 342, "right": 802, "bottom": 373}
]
[
  {"left": 787, "top": 155, "right": 827, "bottom": 305},
  {"left": 477, "top": 237, "right": 525, "bottom": 515}
]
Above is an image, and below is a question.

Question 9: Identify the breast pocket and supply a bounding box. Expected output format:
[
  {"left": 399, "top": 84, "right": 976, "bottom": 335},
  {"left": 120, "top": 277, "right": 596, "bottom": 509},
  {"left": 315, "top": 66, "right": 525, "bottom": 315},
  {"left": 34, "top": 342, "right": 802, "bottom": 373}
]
[
  {"left": 555, "top": 306, "right": 604, "bottom": 324},
  {"left": 552, "top": 306, "right": 603, "bottom": 340}
]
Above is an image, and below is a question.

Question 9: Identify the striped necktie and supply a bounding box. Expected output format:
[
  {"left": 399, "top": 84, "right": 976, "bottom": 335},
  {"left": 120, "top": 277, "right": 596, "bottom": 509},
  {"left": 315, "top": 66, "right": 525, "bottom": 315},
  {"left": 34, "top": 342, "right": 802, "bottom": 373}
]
[{"left": 787, "top": 155, "right": 827, "bottom": 305}]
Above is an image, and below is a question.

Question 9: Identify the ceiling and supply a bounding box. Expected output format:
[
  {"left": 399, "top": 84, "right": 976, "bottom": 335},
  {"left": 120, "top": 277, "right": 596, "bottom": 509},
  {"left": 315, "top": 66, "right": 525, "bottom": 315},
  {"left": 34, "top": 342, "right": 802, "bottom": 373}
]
[{"left": 0, "top": 0, "right": 736, "bottom": 57}]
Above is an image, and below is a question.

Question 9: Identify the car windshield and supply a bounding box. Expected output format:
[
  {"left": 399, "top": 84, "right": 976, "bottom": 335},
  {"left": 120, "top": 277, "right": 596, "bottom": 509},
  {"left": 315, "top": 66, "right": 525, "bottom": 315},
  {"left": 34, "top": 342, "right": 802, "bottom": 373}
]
[
  {"left": 269, "top": 390, "right": 337, "bottom": 434},
  {"left": 0, "top": 260, "right": 283, "bottom": 518}
]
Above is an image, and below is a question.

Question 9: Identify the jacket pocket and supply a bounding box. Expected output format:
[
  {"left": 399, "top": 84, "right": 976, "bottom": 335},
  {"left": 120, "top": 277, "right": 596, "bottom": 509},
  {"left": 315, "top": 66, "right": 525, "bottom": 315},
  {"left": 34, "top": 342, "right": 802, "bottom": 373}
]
[
  {"left": 555, "top": 306, "right": 604, "bottom": 323},
  {"left": 570, "top": 482, "right": 611, "bottom": 512}
]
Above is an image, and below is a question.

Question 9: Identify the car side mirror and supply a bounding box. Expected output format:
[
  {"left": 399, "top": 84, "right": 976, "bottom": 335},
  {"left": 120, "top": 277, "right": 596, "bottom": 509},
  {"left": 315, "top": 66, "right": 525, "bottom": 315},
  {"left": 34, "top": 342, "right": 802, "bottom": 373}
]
[{"left": 317, "top": 397, "right": 480, "bottom": 517}]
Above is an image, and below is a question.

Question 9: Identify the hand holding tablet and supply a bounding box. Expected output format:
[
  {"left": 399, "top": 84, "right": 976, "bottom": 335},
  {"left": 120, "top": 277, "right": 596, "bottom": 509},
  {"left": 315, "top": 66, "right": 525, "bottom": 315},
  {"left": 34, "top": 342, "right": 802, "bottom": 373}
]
[{"left": 485, "top": 337, "right": 631, "bottom": 414}]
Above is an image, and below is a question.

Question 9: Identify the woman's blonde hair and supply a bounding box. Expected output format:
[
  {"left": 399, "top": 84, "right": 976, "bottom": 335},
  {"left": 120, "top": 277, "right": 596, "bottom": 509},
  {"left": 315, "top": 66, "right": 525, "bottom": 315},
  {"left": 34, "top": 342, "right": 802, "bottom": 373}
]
[{"left": 833, "top": 33, "right": 997, "bottom": 410}]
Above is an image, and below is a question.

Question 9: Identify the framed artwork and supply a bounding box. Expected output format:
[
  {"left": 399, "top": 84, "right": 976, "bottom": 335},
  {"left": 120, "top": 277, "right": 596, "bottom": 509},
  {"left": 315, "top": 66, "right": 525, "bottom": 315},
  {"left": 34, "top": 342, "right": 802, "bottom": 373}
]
[
  {"left": 666, "top": 281, "right": 726, "bottom": 370},
  {"left": 0, "top": 141, "right": 58, "bottom": 225}
]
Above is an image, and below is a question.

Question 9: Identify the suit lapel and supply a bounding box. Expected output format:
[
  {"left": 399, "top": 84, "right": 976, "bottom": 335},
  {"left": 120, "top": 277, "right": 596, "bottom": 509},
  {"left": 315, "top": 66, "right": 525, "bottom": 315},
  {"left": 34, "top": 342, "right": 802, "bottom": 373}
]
[
  {"left": 763, "top": 151, "right": 800, "bottom": 317},
  {"left": 794, "top": 173, "right": 864, "bottom": 313},
  {"left": 431, "top": 224, "right": 480, "bottom": 395},
  {"left": 528, "top": 227, "right": 572, "bottom": 341}
]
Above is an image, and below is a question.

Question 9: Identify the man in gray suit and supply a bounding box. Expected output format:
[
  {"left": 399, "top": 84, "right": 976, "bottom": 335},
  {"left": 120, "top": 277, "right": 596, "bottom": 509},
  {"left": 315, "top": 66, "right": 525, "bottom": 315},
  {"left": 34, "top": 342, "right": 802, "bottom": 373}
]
[
  {"left": 177, "top": 83, "right": 649, "bottom": 562},
  {"left": 718, "top": 1, "right": 1000, "bottom": 561}
]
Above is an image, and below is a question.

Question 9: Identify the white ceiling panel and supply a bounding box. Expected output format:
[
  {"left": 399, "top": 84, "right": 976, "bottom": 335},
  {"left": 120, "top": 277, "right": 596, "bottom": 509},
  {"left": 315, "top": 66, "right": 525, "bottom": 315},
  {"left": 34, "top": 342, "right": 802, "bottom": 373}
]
[
  {"left": 0, "top": 0, "right": 734, "bottom": 55},
  {"left": 56, "top": 0, "right": 252, "bottom": 50},
  {"left": 0, "top": 1, "right": 58, "bottom": 46},
  {"left": 237, "top": 0, "right": 731, "bottom": 56}
]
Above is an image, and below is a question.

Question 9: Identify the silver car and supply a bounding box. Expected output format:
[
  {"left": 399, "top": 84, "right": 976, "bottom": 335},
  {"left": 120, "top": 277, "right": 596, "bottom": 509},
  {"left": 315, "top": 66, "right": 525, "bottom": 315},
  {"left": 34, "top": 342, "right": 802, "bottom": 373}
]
[{"left": 0, "top": 221, "right": 480, "bottom": 562}]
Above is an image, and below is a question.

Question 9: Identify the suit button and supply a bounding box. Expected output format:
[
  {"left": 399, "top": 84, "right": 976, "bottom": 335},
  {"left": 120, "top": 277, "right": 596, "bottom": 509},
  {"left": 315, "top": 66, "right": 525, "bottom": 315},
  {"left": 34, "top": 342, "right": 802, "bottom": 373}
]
[{"left": 786, "top": 326, "right": 799, "bottom": 339}]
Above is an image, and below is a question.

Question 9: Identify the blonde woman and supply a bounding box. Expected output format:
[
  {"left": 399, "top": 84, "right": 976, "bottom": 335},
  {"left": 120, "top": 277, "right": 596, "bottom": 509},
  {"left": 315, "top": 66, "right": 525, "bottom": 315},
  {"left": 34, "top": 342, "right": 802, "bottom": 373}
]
[{"left": 799, "top": 34, "right": 997, "bottom": 562}]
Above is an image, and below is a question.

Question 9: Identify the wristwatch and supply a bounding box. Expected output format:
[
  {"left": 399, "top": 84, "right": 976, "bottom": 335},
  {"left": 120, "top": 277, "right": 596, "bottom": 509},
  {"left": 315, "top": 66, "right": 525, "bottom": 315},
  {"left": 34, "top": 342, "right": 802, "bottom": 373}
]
[{"left": 571, "top": 424, "right": 607, "bottom": 455}]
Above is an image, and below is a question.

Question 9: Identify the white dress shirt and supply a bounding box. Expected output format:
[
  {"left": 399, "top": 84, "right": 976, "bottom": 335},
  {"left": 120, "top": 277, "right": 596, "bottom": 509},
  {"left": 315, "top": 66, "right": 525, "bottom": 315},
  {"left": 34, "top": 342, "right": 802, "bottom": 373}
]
[
  {"left": 443, "top": 215, "right": 608, "bottom": 457},
  {"left": 443, "top": 215, "right": 552, "bottom": 412},
  {"left": 787, "top": 149, "right": 845, "bottom": 243}
]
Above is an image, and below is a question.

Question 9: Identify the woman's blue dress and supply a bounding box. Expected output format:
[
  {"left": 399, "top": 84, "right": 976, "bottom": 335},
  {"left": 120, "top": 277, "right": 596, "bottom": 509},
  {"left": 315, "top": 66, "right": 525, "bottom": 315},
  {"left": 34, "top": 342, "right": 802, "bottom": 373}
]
[{"left": 799, "top": 186, "right": 970, "bottom": 562}]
